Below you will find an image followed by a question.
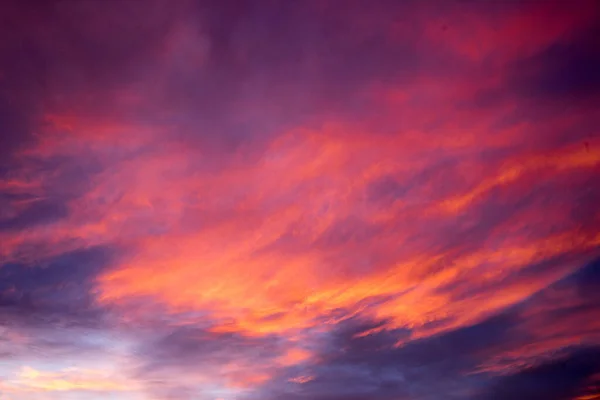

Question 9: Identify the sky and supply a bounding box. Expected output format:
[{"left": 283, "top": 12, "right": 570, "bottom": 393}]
[{"left": 0, "top": 0, "right": 599, "bottom": 399}]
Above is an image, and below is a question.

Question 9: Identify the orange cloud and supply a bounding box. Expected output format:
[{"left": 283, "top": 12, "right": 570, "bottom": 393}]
[{"left": 90, "top": 122, "right": 600, "bottom": 346}]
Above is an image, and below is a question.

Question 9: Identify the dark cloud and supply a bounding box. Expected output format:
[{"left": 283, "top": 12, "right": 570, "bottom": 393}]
[
  {"left": 524, "top": 253, "right": 600, "bottom": 311},
  {"left": 0, "top": 198, "right": 68, "bottom": 232},
  {"left": 0, "top": 245, "right": 117, "bottom": 328},
  {"left": 515, "top": 20, "right": 600, "bottom": 102},
  {"left": 141, "top": 0, "right": 483, "bottom": 160},
  {"left": 437, "top": 250, "right": 596, "bottom": 308},
  {"left": 480, "top": 346, "right": 600, "bottom": 400},
  {"left": 572, "top": 255, "right": 600, "bottom": 299},
  {"left": 0, "top": 0, "right": 174, "bottom": 98},
  {"left": 0, "top": 92, "right": 33, "bottom": 165},
  {"left": 157, "top": 2, "right": 410, "bottom": 155},
  {"left": 140, "top": 327, "right": 281, "bottom": 368},
  {"left": 0, "top": 0, "right": 434, "bottom": 169},
  {"left": 464, "top": 9, "right": 600, "bottom": 138},
  {"left": 135, "top": 326, "right": 291, "bottom": 398},
  {"left": 399, "top": 312, "right": 518, "bottom": 368},
  {"left": 0, "top": 245, "right": 121, "bottom": 365},
  {"left": 258, "top": 313, "right": 517, "bottom": 400},
  {"left": 0, "top": 151, "right": 106, "bottom": 250},
  {"left": 259, "top": 262, "right": 600, "bottom": 400},
  {"left": 0, "top": 0, "right": 175, "bottom": 168}
]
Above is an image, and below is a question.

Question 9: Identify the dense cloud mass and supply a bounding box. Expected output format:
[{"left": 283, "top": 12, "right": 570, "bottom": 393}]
[{"left": 1, "top": 1, "right": 599, "bottom": 399}]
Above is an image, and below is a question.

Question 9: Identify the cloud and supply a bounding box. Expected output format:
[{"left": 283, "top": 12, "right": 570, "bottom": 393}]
[
  {"left": 0, "top": 245, "right": 121, "bottom": 367},
  {"left": 0, "top": 199, "right": 68, "bottom": 232},
  {"left": 480, "top": 347, "right": 600, "bottom": 400},
  {"left": 0, "top": 1, "right": 599, "bottom": 399},
  {"left": 573, "top": 256, "right": 600, "bottom": 299},
  {"left": 132, "top": 325, "right": 314, "bottom": 399},
  {"left": 0, "top": 246, "right": 116, "bottom": 318},
  {"left": 3, "top": 365, "right": 138, "bottom": 393},
  {"left": 253, "top": 253, "right": 600, "bottom": 400},
  {"left": 512, "top": 21, "right": 600, "bottom": 103}
]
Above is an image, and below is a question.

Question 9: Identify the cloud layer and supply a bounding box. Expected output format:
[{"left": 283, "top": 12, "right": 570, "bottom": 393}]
[{"left": 1, "top": 1, "right": 599, "bottom": 399}]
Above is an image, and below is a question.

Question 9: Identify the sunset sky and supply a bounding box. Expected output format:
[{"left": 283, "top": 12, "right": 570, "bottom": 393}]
[{"left": 1, "top": 1, "right": 600, "bottom": 399}]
